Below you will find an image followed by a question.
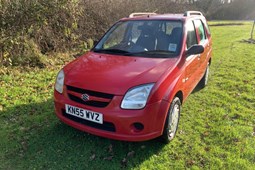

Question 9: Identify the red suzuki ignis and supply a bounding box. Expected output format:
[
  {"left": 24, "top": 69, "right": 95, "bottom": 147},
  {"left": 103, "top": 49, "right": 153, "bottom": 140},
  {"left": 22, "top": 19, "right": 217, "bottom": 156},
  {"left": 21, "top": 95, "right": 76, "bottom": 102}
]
[{"left": 54, "top": 11, "right": 212, "bottom": 143}]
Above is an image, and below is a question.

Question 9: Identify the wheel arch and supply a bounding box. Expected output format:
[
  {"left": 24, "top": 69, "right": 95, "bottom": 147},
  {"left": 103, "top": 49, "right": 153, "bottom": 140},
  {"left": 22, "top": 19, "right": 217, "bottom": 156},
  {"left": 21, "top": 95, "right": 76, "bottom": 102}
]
[
  {"left": 160, "top": 90, "right": 183, "bottom": 134},
  {"left": 175, "top": 91, "right": 184, "bottom": 104},
  {"left": 160, "top": 92, "right": 182, "bottom": 143}
]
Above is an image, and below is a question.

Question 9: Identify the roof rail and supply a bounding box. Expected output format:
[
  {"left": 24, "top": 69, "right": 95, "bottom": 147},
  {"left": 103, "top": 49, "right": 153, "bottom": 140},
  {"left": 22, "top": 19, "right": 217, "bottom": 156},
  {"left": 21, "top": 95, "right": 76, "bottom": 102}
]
[
  {"left": 184, "top": 11, "right": 203, "bottom": 17},
  {"left": 129, "top": 12, "right": 157, "bottom": 18}
]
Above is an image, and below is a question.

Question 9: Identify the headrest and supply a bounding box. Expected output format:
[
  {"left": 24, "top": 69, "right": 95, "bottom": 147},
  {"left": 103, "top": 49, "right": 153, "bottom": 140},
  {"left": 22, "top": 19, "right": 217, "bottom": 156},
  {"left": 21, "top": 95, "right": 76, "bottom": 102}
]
[
  {"left": 171, "top": 27, "right": 182, "bottom": 36},
  {"left": 138, "top": 25, "right": 153, "bottom": 35}
]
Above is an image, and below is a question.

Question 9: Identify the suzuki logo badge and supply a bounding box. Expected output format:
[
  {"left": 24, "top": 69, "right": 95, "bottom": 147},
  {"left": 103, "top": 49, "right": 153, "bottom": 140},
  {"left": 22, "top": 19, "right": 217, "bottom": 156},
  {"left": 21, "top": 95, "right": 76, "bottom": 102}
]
[{"left": 81, "top": 93, "right": 90, "bottom": 101}]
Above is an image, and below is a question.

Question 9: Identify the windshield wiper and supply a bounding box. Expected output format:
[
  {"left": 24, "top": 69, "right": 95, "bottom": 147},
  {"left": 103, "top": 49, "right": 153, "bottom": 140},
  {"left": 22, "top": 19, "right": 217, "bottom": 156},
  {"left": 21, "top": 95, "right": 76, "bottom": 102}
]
[
  {"left": 127, "top": 50, "right": 175, "bottom": 56},
  {"left": 93, "top": 49, "right": 130, "bottom": 54}
]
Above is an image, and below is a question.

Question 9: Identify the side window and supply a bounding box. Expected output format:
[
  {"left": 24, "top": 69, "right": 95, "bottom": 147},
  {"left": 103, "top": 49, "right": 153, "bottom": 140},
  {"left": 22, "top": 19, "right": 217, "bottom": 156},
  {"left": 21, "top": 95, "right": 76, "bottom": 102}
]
[
  {"left": 186, "top": 21, "right": 197, "bottom": 49},
  {"left": 194, "top": 20, "right": 207, "bottom": 44}
]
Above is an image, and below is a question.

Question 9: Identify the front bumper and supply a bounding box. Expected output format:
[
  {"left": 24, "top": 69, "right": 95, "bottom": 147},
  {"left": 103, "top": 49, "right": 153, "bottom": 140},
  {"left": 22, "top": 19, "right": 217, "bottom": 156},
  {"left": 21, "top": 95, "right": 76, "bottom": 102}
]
[{"left": 54, "top": 90, "right": 170, "bottom": 141}]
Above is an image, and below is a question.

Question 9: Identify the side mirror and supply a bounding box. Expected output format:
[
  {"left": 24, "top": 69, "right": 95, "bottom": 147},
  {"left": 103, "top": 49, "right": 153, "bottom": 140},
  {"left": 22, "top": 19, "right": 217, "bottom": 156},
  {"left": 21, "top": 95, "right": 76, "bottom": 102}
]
[{"left": 186, "top": 45, "right": 204, "bottom": 56}]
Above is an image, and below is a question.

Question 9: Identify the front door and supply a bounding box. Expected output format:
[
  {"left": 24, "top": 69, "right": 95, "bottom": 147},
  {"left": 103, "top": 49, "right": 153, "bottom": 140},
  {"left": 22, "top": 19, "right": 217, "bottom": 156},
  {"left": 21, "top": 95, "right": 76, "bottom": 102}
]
[
  {"left": 194, "top": 19, "right": 211, "bottom": 77},
  {"left": 183, "top": 20, "right": 201, "bottom": 96}
]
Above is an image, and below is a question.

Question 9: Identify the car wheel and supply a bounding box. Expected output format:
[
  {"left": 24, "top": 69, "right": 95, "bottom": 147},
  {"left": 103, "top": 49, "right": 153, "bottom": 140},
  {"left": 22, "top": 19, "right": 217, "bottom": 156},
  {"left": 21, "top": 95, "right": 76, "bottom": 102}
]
[
  {"left": 199, "top": 62, "right": 210, "bottom": 88},
  {"left": 161, "top": 97, "right": 181, "bottom": 143}
]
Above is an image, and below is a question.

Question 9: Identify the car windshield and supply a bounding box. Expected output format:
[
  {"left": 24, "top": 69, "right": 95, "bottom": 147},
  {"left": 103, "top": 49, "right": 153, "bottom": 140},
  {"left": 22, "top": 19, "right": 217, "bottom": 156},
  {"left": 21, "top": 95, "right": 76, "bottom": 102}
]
[{"left": 93, "top": 20, "right": 183, "bottom": 58}]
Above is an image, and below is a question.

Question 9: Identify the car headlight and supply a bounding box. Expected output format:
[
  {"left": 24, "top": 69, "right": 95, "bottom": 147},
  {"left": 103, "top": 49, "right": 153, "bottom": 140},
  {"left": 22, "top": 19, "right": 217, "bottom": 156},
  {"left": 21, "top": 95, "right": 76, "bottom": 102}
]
[
  {"left": 55, "top": 69, "right": 65, "bottom": 93},
  {"left": 121, "top": 83, "right": 154, "bottom": 109}
]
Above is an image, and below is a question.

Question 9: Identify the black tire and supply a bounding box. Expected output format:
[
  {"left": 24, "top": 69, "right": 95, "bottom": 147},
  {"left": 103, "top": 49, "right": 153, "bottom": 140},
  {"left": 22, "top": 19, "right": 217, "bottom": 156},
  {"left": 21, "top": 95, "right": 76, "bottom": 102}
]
[
  {"left": 199, "top": 63, "right": 210, "bottom": 88},
  {"left": 161, "top": 97, "right": 181, "bottom": 144}
]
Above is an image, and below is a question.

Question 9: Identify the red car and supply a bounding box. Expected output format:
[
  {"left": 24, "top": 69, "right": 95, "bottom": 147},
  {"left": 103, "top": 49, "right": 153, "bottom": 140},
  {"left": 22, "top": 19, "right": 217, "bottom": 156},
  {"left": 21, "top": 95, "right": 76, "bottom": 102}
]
[{"left": 54, "top": 11, "right": 212, "bottom": 143}]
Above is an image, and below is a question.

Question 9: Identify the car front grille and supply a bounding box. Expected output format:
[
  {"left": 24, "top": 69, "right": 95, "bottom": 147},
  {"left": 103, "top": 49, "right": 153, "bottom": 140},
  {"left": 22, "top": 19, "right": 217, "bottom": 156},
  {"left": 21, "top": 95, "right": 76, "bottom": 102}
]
[
  {"left": 62, "top": 109, "right": 116, "bottom": 132},
  {"left": 66, "top": 85, "right": 114, "bottom": 108}
]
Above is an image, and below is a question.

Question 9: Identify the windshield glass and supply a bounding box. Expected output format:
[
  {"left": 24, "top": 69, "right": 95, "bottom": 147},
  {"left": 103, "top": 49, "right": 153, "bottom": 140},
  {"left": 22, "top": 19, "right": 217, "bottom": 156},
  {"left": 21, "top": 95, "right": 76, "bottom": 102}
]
[{"left": 93, "top": 20, "right": 183, "bottom": 58}]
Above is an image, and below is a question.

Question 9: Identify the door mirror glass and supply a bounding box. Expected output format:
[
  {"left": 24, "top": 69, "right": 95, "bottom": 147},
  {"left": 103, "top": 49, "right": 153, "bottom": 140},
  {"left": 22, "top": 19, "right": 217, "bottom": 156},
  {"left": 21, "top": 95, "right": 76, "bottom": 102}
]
[{"left": 186, "top": 45, "right": 204, "bottom": 56}]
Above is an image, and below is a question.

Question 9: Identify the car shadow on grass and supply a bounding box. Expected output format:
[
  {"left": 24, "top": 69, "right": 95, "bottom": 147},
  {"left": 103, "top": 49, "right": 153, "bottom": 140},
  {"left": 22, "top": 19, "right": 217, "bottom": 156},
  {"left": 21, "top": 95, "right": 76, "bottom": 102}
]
[{"left": 1, "top": 98, "right": 166, "bottom": 169}]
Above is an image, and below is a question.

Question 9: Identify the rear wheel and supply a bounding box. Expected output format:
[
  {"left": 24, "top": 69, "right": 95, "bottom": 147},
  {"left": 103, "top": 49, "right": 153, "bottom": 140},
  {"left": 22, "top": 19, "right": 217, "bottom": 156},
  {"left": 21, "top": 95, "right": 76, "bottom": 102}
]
[
  {"left": 161, "top": 97, "right": 181, "bottom": 143},
  {"left": 199, "top": 63, "right": 210, "bottom": 88}
]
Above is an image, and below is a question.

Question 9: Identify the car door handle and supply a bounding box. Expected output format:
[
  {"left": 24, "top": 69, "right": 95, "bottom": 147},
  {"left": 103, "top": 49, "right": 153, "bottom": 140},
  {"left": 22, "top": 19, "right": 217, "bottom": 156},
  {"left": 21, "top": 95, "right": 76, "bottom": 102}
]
[{"left": 182, "top": 77, "right": 189, "bottom": 83}]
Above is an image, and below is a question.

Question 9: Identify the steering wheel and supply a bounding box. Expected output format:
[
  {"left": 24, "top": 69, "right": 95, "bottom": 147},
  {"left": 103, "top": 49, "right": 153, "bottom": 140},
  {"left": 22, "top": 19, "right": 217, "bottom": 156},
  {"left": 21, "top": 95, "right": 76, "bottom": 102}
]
[
  {"left": 118, "top": 41, "right": 135, "bottom": 50},
  {"left": 127, "top": 41, "right": 135, "bottom": 47}
]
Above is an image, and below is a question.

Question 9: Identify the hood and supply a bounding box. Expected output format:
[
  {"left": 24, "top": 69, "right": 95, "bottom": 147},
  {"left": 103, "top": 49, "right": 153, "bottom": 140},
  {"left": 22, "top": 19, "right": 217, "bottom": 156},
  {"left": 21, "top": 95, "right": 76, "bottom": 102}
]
[{"left": 64, "top": 52, "right": 179, "bottom": 95}]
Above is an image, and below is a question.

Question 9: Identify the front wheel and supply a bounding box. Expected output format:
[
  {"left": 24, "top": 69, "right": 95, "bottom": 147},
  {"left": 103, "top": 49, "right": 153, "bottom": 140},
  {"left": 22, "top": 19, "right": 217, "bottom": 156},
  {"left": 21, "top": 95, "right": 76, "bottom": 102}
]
[{"left": 161, "top": 97, "right": 181, "bottom": 143}]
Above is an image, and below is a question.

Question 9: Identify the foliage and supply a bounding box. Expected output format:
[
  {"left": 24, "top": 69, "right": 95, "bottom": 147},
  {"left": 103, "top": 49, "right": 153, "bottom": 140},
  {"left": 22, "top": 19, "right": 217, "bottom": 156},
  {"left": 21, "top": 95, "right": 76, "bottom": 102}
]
[
  {"left": 0, "top": 22, "right": 255, "bottom": 169},
  {"left": 0, "top": 0, "right": 82, "bottom": 66}
]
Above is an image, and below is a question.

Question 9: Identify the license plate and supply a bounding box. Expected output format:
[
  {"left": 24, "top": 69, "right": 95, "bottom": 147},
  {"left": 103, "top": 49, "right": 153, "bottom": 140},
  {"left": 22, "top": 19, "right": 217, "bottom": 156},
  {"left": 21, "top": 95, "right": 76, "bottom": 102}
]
[{"left": 65, "top": 104, "right": 103, "bottom": 124}]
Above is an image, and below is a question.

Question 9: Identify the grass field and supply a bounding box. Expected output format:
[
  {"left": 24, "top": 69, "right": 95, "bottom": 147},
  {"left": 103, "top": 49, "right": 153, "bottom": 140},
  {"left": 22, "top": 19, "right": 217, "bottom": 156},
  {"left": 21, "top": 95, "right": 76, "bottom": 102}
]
[{"left": 0, "top": 21, "right": 255, "bottom": 169}]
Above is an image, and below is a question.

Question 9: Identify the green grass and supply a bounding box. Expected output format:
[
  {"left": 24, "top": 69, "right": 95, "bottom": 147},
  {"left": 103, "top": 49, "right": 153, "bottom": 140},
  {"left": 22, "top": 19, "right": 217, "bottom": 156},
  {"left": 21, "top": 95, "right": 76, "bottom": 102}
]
[{"left": 1, "top": 21, "right": 255, "bottom": 169}]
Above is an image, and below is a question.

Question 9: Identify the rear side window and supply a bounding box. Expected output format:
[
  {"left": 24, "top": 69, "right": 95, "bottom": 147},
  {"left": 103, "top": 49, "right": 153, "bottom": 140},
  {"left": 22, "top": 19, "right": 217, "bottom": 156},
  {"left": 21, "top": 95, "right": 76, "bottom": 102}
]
[
  {"left": 203, "top": 19, "right": 211, "bottom": 36},
  {"left": 186, "top": 21, "right": 197, "bottom": 49},
  {"left": 194, "top": 20, "right": 207, "bottom": 43}
]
